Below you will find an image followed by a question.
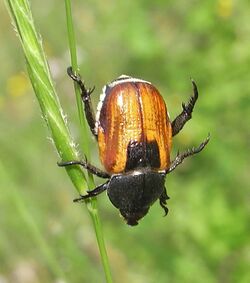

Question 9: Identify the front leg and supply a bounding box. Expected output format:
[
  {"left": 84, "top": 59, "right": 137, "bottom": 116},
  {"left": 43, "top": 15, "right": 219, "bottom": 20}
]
[
  {"left": 171, "top": 80, "right": 199, "bottom": 137},
  {"left": 67, "top": 67, "right": 97, "bottom": 138},
  {"left": 167, "top": 135, "right": 210, "bottom": 174}
]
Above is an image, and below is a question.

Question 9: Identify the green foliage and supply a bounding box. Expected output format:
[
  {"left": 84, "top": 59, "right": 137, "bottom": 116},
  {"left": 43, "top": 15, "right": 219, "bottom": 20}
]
[{"left": 0, "top": 0, "right": 249, "bottom": 282}]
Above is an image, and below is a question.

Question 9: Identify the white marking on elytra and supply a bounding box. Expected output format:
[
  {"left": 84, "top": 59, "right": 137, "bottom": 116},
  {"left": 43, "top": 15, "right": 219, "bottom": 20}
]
[
  {"left": 95, "top": 85, "right": 107, "bottom": 132},
  {"left": 108, "top": 75, "right": 151, "bottom": 88}
]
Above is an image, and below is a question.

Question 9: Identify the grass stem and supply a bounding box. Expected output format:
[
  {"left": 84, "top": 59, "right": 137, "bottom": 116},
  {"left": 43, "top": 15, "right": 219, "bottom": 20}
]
[{"left": 64, "top": 1, "right": 113, "bottom": 282}]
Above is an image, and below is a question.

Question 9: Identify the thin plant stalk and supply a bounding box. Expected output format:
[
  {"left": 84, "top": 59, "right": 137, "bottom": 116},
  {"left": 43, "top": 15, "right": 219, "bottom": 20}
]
[
  {"left": 64, "top": 1, "right": 113, "bottom": 282},
  {"left": 64, "top": 0, "right": 89, "bottom": 159}
]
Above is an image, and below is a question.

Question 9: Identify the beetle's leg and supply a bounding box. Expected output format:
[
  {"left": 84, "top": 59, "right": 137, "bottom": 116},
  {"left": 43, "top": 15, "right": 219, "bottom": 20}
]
[
  {"left": 73, "top": 181, "right": 109, "bottom": 202},
  {"left": 159, "top": 187, "right": 170, "bottom": 216},
  {"left": 171, "top": 80, "right": 198, "bottom": 137},
  {"left": 58, "top": 159, "right": 110, "bottom": 179},
  {"left": 166, "top": 134, "right": 210, "bottom": 174},
  {"left": 67, "top": 67, "right": 97, "bottom": 138}
]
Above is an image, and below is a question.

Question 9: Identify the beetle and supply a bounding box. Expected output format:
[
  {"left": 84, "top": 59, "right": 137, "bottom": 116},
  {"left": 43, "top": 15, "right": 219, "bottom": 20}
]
[{"left": 58, "top": 67, "right": 209, "bottom": 226}]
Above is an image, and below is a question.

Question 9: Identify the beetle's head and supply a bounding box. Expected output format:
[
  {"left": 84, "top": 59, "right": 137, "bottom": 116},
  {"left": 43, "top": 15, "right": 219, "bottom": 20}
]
[{"left": 107, "top": 171, "right": 165, "bottom": 226}]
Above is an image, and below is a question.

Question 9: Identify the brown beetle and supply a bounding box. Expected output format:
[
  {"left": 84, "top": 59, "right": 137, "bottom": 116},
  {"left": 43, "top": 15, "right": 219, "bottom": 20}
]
[{"left": 58, "top": 68, "right": 209, "bottom": 226}]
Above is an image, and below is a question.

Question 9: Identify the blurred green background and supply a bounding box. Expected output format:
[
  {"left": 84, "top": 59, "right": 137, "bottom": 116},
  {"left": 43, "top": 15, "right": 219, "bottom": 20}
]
[{"left": 0, "top": 0, "right": 249, "bottom": 282}]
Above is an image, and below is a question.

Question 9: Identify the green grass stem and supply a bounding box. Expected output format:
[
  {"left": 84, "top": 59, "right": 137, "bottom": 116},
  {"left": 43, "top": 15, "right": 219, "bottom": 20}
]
[
  {"left": 64, "top": 0, "right": 90, "bottom": 159},
  {"left": 64, "top": 1, "right": 113, "bottom": 282}
]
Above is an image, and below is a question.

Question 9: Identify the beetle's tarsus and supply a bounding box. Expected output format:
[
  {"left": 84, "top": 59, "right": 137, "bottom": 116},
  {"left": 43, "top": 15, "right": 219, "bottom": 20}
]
[
  {"left": 167, "top": 134, "right": 210, "bottom": 174},
  {"left": 159, "top": 189, "right": 170, "bottom": 216},
  {"left": 57, "top": 159, "right": 110, "bottom": 179},
  {"left": 67, "top": 66, "right": 78, "bottom": 81},
  {"left": 67, "top": 66, "right": 97, "bottom": 137},
  {"left": 67, "top": 67, "right": 94, "bottom": 100},
  {"left": 73, "top": 195, "right": 87, "bottom": 202},
  {"left": 73, "top": 182, "right": 109, "bottom": 202}
]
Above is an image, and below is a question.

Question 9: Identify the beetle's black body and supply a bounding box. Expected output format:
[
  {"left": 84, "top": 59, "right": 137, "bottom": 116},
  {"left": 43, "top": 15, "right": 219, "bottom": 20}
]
[
  {"left": 58, "top": 67, "right": 209, "bottom": 226},
  {"left": 107, "top": 171, "right": 166, "bottom": 226}
]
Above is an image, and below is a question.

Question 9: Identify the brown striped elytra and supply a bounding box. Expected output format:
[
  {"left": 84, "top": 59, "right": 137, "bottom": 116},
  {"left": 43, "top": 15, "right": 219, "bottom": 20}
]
[{"left": 96, "top": 76, "right": 172, "bottom": 174}]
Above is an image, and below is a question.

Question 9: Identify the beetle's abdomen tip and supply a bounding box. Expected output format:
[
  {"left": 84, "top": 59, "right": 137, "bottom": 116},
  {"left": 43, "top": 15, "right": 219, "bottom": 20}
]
[
  {"left": 126, "top": 219, "right": 139, "bottom": 226},
  {"left": 120, "top": 207, "right": 149, "bottom": 226}
]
